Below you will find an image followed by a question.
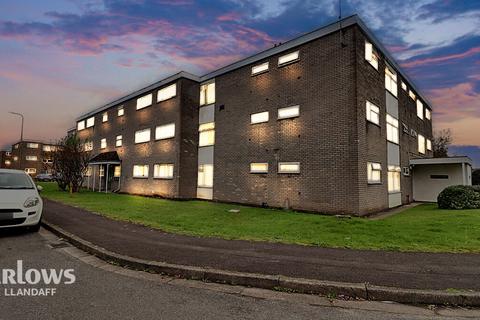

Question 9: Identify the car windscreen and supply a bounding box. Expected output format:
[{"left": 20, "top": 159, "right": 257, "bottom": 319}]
[{"left": 0, "top": 172, "right": 34, "bottom": 189}]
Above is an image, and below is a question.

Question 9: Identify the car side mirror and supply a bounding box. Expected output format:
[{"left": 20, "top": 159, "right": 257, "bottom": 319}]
[{"left": 37, "top": 185, "right": 43, "bottom": 192}]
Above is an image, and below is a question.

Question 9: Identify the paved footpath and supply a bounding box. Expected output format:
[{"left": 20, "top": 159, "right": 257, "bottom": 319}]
[{"left": 43, "top": 199, "right": 480, "bottom": 291}]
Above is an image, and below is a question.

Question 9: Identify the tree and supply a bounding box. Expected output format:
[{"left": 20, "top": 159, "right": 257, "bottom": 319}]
[
  {"left": 473, "top": 169, "right": 480, "bottom": 185},
  {"left": 433, "top": 129, "right": 452, "bottom": 158},
  {"left": 51, "top": 134, "right": 90, "bottom": 193}
]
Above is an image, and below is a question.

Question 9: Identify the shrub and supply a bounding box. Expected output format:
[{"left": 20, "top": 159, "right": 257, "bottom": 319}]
[{"left": 437, "top": 185, "right": 480, "bottom": 210}]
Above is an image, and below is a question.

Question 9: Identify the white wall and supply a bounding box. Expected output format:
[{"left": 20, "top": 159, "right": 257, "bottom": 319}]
[{"left": 413, "top": 164, "right": 467, "bottom": 202}]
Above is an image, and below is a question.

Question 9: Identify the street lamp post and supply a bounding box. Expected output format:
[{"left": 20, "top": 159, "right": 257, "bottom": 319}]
[{"left": 9, "top": 112, "right": 24, "bottom": 141}]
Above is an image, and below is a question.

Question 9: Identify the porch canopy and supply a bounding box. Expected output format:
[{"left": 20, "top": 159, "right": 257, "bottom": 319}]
[{"left": 89, "top": 151, "right": 121, "bottom": 165}]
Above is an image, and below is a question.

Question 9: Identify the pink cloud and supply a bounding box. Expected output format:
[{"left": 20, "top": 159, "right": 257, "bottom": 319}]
[
  {"left": 217, "top": 12, "right": 242, "bottom": 22},
  {"left": 402, "top": 47, "right": 480, "bottom": 68}
]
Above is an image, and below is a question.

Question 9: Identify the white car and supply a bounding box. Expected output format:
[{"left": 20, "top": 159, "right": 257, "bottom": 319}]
[{"left": 0, "top": 169, "right": 43, "bottom": 232}]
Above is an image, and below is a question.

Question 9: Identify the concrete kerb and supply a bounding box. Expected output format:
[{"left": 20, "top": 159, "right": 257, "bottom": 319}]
[{"left": 42, "top": 220, "right": 480, "bottom": 307}]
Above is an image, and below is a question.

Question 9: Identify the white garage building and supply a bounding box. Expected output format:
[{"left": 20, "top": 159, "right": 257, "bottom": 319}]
[{"left": 410, "top": 157, "right": 473, "bottom": 202}]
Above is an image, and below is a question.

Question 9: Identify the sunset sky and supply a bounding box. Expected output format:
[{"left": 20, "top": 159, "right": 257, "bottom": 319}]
[{"left": 0, "top": 0, "right": 479, "bottom": 165}]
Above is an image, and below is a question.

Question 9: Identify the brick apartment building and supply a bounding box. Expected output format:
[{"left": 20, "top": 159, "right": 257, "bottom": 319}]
[
  {"left": 74, "top": 15, "right": 439, "bottom": 215},
  {"left": 3, "top": 141, "right": 57, "bottom": 176},
  {"left": 0, "top": 150, "right": 13, "bottom": 169}
]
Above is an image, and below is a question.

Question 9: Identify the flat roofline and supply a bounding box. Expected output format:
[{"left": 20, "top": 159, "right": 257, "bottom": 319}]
[
  {"left": 12, "top": 140, "right": 57, "bottom": 145},
  {"left": 410, "top": 157, "right": 473, "bottom": 166},
  {"left": 76, "top": 14, "right": 432, "bottom": 122}
]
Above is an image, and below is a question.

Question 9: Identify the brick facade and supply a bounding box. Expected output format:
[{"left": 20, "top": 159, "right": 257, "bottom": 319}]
[{"left": 7, "top": 141, "right": 55, "bottom": 176}]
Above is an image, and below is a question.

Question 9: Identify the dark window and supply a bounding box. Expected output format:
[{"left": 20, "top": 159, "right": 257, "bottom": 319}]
[{"left": 430, "top": 175, "right": 449, "bottom": 179}]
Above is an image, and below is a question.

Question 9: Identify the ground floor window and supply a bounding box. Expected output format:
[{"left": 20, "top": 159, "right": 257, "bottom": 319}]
[
  {"left": 198, "top": 164, "right": 213, "bottom": 187},
  {"left": 250, "top": 163, "right": 268, "bottom": 173},
  {"left": 133, "top": 165, "right": 149, "bottom": 178},
  {"left": 25, "top": 168, "right": 36, "bottom": 175},
  {"left": 154, "top": 164, "right": 174, "bottom": 179},
  {"left": 367, "top": 162, "right": 381, "bottom": 183},
  {"left": 388, "top": 165, "right": 401, "bottom": 192},
  {"left": 85, "top": 166, "right": 92, "bottom": 177},
  {"left": 114, "top": 166, "right": 121, "bottom": 177},
  {"left": 99, "top": 166, "right": 105, "bottom": 177}
]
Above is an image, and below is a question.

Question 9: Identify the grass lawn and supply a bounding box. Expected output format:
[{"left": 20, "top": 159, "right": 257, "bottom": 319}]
[{"left": 39, "top": 182, "right": 480, "bottom": 253}]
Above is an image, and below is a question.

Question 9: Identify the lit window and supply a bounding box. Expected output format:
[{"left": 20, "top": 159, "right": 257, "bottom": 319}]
[
  {"left": 133, "top": 165, "right": 149, "bottom": 178},
  {"left": 43, "top": 145, "right": 55, "bottom": 152},
  {"left": 388, "top": 166, "right": 401, "bottom": 193},
  {"left": 251, "top": 62, "right": 269, "bottom": 75},
  {"left": 25, "top": 168, "right": 36, "bottom": 175},
  {"left": 250, "top": 163, "right": 268, "bottom": 173},
  {"left": 385, "top": 65, "right": 397, "bottom": 97},
  {"left": 200, "top": 82, "right": 215, "bottom": 106},
  {"left": 366, "top": 101, "right": 380, "bottom": 125},
  {"left": 114, "top": 166, "right": 121, "bottom": 177},
  {"left": 367, "top": 162, "right": 382, "bottom": 184},
  {"left": 425, "top": 108, "right": 431, "bottom": 120},
  {"left": 27, "top": 143, "right": 39, "bottom": 149},
  {"left": 416, "top": 100, "right": 424, "bottom": 120},
  {"left": 409, "top": 90, "right": 416, "bottom": 101},
  {"left": 13, "top": 156, "right": 18, "bottom": 161},
  {"left": 365, "top": 41, "right": 379, "bottom": 70},
  {"left": 251, "top": 111, "right": 269, "bottom": 124},
  {"left": 100, "top": 138, "right": 107, "bottom": 149},
  {"left": 102, "top": 112, "right": 108, "bottom": 123},
  {"left": 278, "top": 51, "right": 299, "bottom": 66},
  {"left": 154, "top": 164, "right": 174, "bottom": 179},
  {"left": 426, "top": 139, "right": 432, "bottom": 151},
  {"left": 386, "top": 114, "right": 399, "bottom": 144},
  {"left": 157, "top": 83, "right": 176, "bottom": 102},
  {"left": 84, "top": 141, "right": 93, "bottom": 151},
  {"left": 26, "top": 156, "right": 37, "bottom": 161},
  {"left": 118, "top": 106, "right": 124, "bottom": 117},
  {"left": 86, "top": 117, "right": 95, "bottom": 128},
  {"left": 418, "top": 134, "right": 425, "bottom": 154},
  {"left": 135, "top": 128, "right": 151, "bottom": 144},
  {"left": 77, "top": 121, "right": 85, "bottom": 131},
  {"left": 85, "top": 167, "right": 92, "bottom": 177},
  {"left": 4, "top": 160, "right": 11, "bottom": 166},
  {"left": 136, "top": 93, "right": 153, "bottom": 110},
  {"left": 43, "top": 159, "right": 53, "bottom": 164},
  {"left": 155, "top": 123, "right": 175, "bottom": 140},
  {"left": 14, "top": 144, "right": 18, "bottom": 149},
  {"left": 278, "top": 105, "right": 300, "bottom": 120},
  {"left": 401, "top": 81, "right": 407, "bottom": 91},
  {"left": 278, "top": 162, "right": 300, "bottom": 174},
  {"left": 99, "top": 166, "right": 104, "bottom": 177},
  {"left": 116, "top": 135, "right": 122, "bottom": 147},
  {"left": 198, "top": 164, "right": 213, "bottom": 187},
  {"left": 199, "top": 122, "right": 215, "bottom": 147}
]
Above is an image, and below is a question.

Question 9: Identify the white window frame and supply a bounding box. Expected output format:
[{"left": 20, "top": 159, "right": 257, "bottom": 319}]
[
  {"left": 278, "top": 162, "right": 300, "bottom": 174},
  {"left": 200, "top": 82, "right": 215, "bottom": 106},
  {"left": 117, "top": 106, "right": 124, "bottom": 117},
  {"left": 86, "top": 117, "right": 95, "bottom": 128},
  {"left": 250, "top": 111, "right": 269, "bottom": 124},
  {"left": 197, "top": 164, "right": 213, "bottom": 187},
  {"left": 250, "top": 163, "right": 269, "bottom": 173},
  {"left": 365, "top": 41, "right": 379, "bottom": 70},
  {"left": 154, "top": 164, "right": 174, "bottom": 179},
  {"left": 409, "top": 90, "right": 416, "bottom": 101},
  {"left": 251, "top": 62, "right": 269, "bottom": 75},
  {"left": 84, "top": 141, "right": 93, "bottom": 151},
  {"left": 100, "top": 138, "right": 107, "bottom": 149},
  {"left": 27, "top": 143, "right": 39, "bottom": 149},
  {"left": 418, "top": 134, "right": 426, "bottom": 154},
  {"left": 136, "top": 93, "right": 153, "bottom": 110},
  {"left": 426, "top": 138, "right": 432, "bottom": 151},
  {"left": 416, "top": 99, "right": 424, "bottom": 120},
  {"left": 388, "top": 165, "right": 401, "bottom": 193},
  {"left": 135, "top": 128, "right": 151, "bottom": 144},
  {"left": 425, "top": 108, "right": 431, "bottom": 120},
  {"left": 366, "top": 101, "right": 380, "bottom": 125},
  {"left": 367, "top": 162, "right": 382, "bottom": 184},
  {"left": 77, "top": 120, "right": 85, "bottom": 131},
  {"left": 43, "top": 145, "right": 54, "bottom": 152},
  {"left": 25, "top": 168, "right": 36, "bottom": 174},
  {"left": 155, "top": 123, "right": 175, "bottom": 140},
  {"left": 386, "top": 114, "right": 399, "bottom": 144},
  {"left": 385, "top": 65, "right": 397, "bottom": 97},
  {"left": 157, "top": 83, "right": 176, "bottom": 102},
  {"left": 278, "top": 105, "right": 300, "bottom": 120},
  {"left": 278, "top": 51, "right": 299, "bottom": 66},
  {"left": 102, "top": 112, "right": 108, "bottom": 123},
  {"left": 116, "top": 135, "right": 123, "bottom": 147},
  {"left": 26, "top": 156, "right": 38, "bottom": 161},
  {"left": 133, "top": 165, "right": 149, "bottom": 178},
  {"left": 199, "top": 122, "right": 215, "bottom": 147}
]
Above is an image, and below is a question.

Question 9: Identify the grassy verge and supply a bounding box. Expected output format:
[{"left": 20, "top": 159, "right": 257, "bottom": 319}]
[{"left": 39, "top": 182, "right": 480, "bottom": 253}]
